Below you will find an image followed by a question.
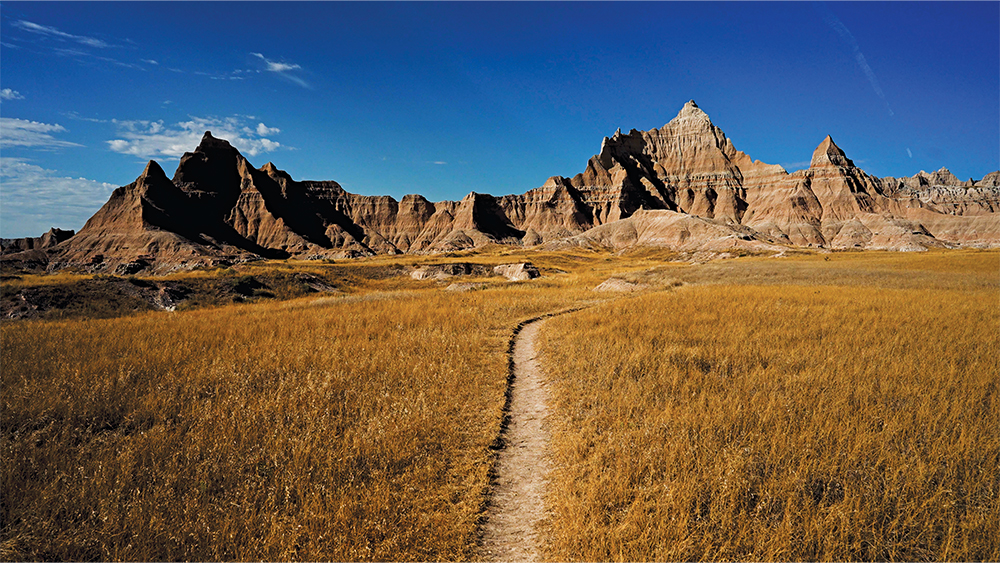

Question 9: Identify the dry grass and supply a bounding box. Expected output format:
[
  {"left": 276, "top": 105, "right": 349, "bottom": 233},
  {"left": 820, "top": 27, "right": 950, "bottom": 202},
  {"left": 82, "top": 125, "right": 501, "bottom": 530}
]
[
  {"left": 3, "top": 248, "right": 998, "bottom": 561},
  {"left": 1, "top": 281, "right": 586, "bottom": 561},
  {"left": 540, "top": 254, "right": 1000, "bottom": 560}
]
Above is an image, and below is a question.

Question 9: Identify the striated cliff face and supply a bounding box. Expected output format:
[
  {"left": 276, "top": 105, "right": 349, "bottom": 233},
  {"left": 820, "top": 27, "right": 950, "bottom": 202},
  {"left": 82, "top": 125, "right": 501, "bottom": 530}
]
[
  {"left": 24, "top": 101, "right": 1000, "bottom": 272},
  {"left": 1, "top": 228, "right": 75, "bottom": 254}
]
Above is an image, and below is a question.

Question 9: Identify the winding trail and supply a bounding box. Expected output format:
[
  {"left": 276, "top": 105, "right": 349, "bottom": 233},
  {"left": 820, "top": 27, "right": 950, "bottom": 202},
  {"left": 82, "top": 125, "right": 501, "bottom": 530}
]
[{"left": 479, "top": 318, "right": 554, "bottom": 561}]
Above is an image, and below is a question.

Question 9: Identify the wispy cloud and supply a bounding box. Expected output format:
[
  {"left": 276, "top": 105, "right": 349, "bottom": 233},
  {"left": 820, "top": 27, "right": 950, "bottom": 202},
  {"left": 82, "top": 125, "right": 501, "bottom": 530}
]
[
  {"left": 106, "top": 116, "right": 285, "bottom": 158},
  {"left": 13, "top": 20, "right": 110, "bottom": 48},
  {"left": 62, "top": 111, "right": 109, "bottom": 123},
  {"left": 52, "top": 47, "right": 145, "bottom": 70},
  {"left": 8, "top": 19, "right": 159, "bottom": 72},
  {"left": 818, "top": 4, "right": 893, "bottom": 117},
  {"left": 1, "top": 88, "right": 24, "bottom": 101},
  {"left": 0, "top": 118, "right": 83, "bottom": 149},
  {"left": 0, "top": 157, "right": 117, "bottom": 237},
  {"left": 251, "top": 52, "right": 310, "bottom": 88}
]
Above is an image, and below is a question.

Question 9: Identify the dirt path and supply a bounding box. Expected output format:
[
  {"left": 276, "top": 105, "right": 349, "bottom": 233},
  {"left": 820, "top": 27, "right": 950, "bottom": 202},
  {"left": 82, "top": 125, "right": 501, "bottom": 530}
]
[{"left": 479, "top": 318, "right": 554, "bottom": 561}]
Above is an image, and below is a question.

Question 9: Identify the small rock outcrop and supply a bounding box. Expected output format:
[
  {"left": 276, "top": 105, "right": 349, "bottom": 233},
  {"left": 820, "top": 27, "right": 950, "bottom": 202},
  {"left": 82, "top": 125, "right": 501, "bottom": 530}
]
[
  {"left": 493, "top": 262, "right": 540, "bottom": 281},
  {"left": 410, "top": 263, "right": 494, "bottom": 280},
  {"left": 409, "top": 262, "right": 539, "bottom": 282},
  {"left": 594, "top": 278, "right": 648, "bottom": 292}
]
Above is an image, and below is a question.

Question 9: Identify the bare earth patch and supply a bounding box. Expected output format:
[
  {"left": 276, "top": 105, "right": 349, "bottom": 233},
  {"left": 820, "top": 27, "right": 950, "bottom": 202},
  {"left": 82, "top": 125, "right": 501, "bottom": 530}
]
[{"left": 479, "top": 319, "right": 553, "bottom": 561}]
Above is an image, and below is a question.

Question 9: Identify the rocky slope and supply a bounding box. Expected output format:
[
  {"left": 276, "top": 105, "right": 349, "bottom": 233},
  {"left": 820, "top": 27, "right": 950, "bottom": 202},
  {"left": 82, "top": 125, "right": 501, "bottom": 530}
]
[{"left": 5, "top": 101, "right": 998, "bottom": 273}]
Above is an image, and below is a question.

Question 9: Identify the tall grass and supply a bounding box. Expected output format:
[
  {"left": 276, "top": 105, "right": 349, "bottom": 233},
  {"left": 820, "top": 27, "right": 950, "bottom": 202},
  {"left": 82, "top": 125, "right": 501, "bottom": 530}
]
[
  {"left": 3, "top": 248, "right": 998, "bottom": 560},
  {"left": 1, "top": 285, "right": 581, "bottom": 561},
  {"left": 540, "top": 283, "right": 1000, "bottom": 560}
]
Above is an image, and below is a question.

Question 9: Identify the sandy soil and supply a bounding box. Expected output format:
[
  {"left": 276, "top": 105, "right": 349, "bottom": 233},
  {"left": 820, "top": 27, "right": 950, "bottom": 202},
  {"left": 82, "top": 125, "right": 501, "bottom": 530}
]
[{"left": 478, "top": 319, "right": 553, "bottom": 561}]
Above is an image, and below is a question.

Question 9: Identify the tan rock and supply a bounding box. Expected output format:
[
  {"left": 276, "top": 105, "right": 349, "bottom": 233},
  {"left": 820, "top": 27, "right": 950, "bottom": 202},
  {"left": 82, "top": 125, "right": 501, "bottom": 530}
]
[
  {"left": 593, "top": 278, "right": 647, "bottom": 292},
  {"left": 493, "top": 262, "right": 540, "bottom": 281}
]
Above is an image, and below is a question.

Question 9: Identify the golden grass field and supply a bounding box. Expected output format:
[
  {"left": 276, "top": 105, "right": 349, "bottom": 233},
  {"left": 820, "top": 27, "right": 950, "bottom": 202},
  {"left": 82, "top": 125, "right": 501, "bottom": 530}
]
[
  {"left": 540, "top": 252, "right": 999, "bottom": 561},
  {"left": 2, "top": 248, "right": 998, "bottom": 561}
]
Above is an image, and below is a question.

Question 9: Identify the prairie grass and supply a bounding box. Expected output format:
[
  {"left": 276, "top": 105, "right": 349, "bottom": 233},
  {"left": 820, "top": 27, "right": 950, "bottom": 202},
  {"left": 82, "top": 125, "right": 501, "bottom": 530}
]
[
  {"left": 1, "top": 282, "right": 587, "bottom": 560},
  {"left": 655, "top": 249, "right": 999, "bottom": 291},
  {"left": 540, "top": 275, "right": 999, "bottom": 560},
  {"left": 3, "top": 248, "right": 998, "bottom": 561}
]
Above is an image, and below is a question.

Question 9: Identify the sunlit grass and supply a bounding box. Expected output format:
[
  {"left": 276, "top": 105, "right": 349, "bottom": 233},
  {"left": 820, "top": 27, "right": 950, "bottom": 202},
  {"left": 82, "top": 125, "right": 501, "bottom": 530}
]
[
  {"left": 2, "top": 248, "right": 998, "bottom": 560},
  {"left": 1, "top": 283, "right": 588, "bottom": 560},
  {"left": 541, "top": 278, "right": 999, "bottom": 560}
]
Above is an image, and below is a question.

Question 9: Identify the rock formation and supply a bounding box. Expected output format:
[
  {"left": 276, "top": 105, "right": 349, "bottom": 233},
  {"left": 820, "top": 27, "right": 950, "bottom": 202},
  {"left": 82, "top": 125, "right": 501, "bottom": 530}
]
[
  {"left": 409, "top": 262, "right": 539, "bottom": 282},
  {"left": 1, "top": 228, "right": 75, "bottom": 254},
  {"left": 7, "top": 101, "right": 999, "bottom": 273}
]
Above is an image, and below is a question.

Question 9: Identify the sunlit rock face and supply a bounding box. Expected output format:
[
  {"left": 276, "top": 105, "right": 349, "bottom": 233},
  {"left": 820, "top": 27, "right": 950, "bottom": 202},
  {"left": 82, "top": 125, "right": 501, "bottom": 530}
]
[{"left": 28, "top": 103, "right": 1000, "bottom": 272}]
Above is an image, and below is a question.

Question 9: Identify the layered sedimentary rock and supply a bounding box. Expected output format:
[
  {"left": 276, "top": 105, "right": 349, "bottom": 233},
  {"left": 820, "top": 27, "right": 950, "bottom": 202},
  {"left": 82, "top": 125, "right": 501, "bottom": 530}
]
[
  {"left": 0, "top": 228, "right": 74, "bottom": 254},
  {"left": 542, "top": 103, "right": 998, "bottom": 252},
  {"left": 19, "top": 101, "right": 1000, "bottom": 272}
]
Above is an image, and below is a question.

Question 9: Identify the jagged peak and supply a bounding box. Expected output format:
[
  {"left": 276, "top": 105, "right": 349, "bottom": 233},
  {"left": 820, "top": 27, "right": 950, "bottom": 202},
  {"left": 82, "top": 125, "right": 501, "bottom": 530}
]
[
  {"left": 671, "top": 99, "right": 711, "bottom": 124},
  {"left": 541, "top": 176, "right": 565, "bottom": 189},
  {"left": 260, "top": 161, "right": 295, "bottom": 187},
  {"left": 400, "top": 193, "right": 431, "bottom": 203},
  {"left": 817, "top": 135, "right": 840, "bottom": 151},
  {"left": 195, "top": 130, "right": 238, "bottom": 153},
  {"left": 140, "top": 160, "right": 168, "bottom": 180},
  {"left": 810, "top": 135, "right": 855, "bottom": 168}
]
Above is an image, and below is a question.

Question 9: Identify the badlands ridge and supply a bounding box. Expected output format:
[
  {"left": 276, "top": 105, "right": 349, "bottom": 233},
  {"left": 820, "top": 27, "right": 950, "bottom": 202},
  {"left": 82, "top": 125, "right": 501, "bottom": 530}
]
[{"left": 4, "top": 101, "right": 999, "bottom": 273}]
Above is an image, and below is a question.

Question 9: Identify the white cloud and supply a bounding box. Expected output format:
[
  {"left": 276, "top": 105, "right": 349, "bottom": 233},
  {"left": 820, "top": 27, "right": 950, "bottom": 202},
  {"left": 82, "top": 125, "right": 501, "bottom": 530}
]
[
  {"left": 251, "top": 52, "right": 310, "bottom": 88},
  {"left": 142, "top": 59, "right": 159, "bottom": 65},
  {"left": 251, "top": 52, "right": 301, "bottom": 72},
  {"left": 0, "top": 118, "right": 83, "bottom": 149},
  {"left": 0, "top": 157, "right": 117, "bottom": 237},
  {"left": 106, "top": 116, "right": 284, "bottom": 158},
  {"left": 1, "top": 88, "right": 24, "bottom": 100},
  {"left": 256, "top": 123, "right": 280, "bottom": 136},
  {"left": 13, "top": 20, "right": 109, "bottom": 48}
]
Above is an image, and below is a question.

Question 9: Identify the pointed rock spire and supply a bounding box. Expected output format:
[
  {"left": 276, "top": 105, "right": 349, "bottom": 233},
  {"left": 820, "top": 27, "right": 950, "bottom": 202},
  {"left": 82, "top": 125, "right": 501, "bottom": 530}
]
[
  {"left": 260, "top": 161, "right": 295, "bottom": 190},
  {"left": 672, "top": 99, "right": 711, "bottom": 122},
  {"left": 927, "top": 167, "right": 962, "bottom": 186},
  {"left": 140, "top": 160, "right": 168, "bottom": 181},
  {"left": 810, "top": 135, "right": 855, "bottom": 168}
]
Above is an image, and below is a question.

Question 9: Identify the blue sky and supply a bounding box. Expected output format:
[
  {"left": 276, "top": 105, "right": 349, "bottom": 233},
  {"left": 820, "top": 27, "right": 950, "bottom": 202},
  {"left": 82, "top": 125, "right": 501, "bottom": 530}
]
[{"left": 1, "top": 1, "right": 997, "bottom": 238}]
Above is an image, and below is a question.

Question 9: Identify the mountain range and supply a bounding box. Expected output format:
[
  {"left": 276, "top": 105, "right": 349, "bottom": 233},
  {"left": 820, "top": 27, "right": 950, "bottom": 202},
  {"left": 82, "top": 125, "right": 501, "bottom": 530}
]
[{"left": 3, "top": 100, "right": 998, "bottom": 273}]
